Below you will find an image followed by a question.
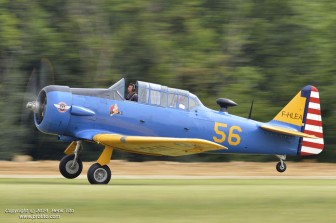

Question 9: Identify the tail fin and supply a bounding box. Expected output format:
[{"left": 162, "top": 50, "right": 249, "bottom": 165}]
[{"left": 272, "top": 86, "right": 324, "bottom": 156}]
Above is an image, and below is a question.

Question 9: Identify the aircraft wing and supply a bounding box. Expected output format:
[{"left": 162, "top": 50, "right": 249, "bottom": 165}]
[
  {"left": 93, "top": 134, "right": 227, "bottom": 156},
  {"left": 260, "top": 125, "right": 318, "bottom": 139}
]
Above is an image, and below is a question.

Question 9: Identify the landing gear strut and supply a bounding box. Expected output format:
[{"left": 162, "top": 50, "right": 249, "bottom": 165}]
[
  {"left": 275, "top": 155, "right": 286, "bottom": 173},
  {"left": 59, "top": 141, "right": 83, "bottom": 179}
]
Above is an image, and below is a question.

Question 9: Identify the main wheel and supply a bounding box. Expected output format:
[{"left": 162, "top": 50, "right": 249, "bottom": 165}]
[
  {"left": 59, "top": 154, "right": 83, "bottom": 179},
  {"left": 87, "top": 163, "right": 111, "bottom": 184},
  {"left": 276, "top": 161, "right": 287, "bottom": 173}
]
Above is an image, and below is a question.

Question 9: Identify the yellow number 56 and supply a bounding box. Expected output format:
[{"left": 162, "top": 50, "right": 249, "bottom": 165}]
[{"left": 213, "top": 122, "right": 242, "bottom": 146}]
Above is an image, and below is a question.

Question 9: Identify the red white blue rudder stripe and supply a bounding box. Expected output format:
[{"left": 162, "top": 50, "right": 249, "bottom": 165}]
[{"left": 300, "top": 86, "right": 324, "bottom": 156}]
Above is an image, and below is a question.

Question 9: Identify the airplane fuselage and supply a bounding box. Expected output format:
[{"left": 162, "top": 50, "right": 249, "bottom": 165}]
[{"left": 61, "top": 94, "right": 299, "bottom": 156}]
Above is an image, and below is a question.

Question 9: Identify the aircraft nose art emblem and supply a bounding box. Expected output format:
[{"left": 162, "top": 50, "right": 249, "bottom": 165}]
[
  {"left": 110, "top": 104, "right": 121, "bottom": 116},
  {"left": 54, "top": 102, "right": 70, "bottom": 113}
]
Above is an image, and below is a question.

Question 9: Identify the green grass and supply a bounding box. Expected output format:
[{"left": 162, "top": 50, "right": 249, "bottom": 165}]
[{"left": 1, "top": 178, "right": 336, "bottom": 223}]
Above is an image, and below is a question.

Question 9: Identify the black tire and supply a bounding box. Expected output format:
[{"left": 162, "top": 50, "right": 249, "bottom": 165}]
[
  {"left": 59, "top": 154, "right": 83, "bottom": 179},
  {"left": 276, "top": 161, "right": 287, "bottom": 173},
  {"left": 87, "top": 163, "right": 111, "bottom": 184}
]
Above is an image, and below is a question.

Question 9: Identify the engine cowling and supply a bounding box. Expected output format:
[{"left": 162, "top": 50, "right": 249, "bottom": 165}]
[{"left": 34, "top": 86, "right": 72, "bottom": 135}]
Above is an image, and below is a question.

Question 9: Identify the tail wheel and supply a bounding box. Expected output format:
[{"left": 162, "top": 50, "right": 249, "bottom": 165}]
[
  {"left": 59, "top": 154, "right": 83, "bottom": 179},
  {"left": 87, "top": 163, "right": 111, "bottom": 184},
  {"left": 276, "top": 161, "right": 287, "bottom": 173}
]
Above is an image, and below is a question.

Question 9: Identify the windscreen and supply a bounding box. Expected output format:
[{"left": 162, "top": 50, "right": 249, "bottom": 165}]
[{"left": 109, "top": 78, "right": 125, "bottom": 100}]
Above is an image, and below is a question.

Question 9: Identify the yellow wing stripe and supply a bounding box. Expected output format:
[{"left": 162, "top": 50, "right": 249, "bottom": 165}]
[
  {"left": 260, "top": 125, "right": 318, "bottom": 139},
  {"left": 93, "top": 134, "right": 227, "bottom": 157}
]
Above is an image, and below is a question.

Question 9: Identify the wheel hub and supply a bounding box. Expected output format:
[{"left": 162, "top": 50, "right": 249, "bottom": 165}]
[
  {"left": 65, "top": 161, "right": 79, "bottom": 174},
  {"left": 94, "top": 168, "right": 107, "bottom": 182}
]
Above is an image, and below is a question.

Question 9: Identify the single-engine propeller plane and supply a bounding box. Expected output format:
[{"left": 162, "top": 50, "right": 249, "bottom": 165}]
[{"left": 26, "top": 78, "right": 323, "bottom": 184}]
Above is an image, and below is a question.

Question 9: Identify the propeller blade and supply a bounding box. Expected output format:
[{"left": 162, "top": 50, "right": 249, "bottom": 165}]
[
  {"left": 21, "top": 58, "right": 55, "bottom": 124},
  {"left": 39, "top": 58, "right": 55, "bottom": 88}
]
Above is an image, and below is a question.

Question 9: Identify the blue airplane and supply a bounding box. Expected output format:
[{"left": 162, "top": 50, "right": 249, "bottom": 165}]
[{"left": 26, "top": 78, "right": 324, "bottom": 184}]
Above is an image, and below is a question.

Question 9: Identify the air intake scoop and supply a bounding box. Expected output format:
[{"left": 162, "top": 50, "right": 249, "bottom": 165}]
[{"left": 216, "top": 98, "right": 237, "bottom": 112}]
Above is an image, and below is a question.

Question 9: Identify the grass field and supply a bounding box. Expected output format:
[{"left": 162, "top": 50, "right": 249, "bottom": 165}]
[{"left": 1, "top": 178, "right": 336, "bottom": 223}]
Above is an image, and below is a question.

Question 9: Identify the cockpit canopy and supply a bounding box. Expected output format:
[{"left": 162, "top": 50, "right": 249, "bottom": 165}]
[
  {"left": 109, "top": 78, "right": 202, "bottom": 110},
  {"left": 136, "top": 81, "right": 201, "bottom": 110}
]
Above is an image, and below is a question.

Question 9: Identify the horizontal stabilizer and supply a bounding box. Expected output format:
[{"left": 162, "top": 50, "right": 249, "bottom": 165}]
[
  {"left": 93, "top": 134, "right": 227, "bottom": 156},
  {"left": 260, "top": 125, "right": 318, "bottom": 139}
]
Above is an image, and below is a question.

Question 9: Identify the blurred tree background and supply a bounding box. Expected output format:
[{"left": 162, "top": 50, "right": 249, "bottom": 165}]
[{"left": 0, "top": 0, "right": 335, "bottom": 162}]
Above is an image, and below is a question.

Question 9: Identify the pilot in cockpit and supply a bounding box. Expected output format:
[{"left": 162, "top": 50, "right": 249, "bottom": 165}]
[
  {"left": 125, "top": 82, "right": 138, "bottom": 102},
  {"left": 178, "top": 95, "right": 187, "bottom": 109}
]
